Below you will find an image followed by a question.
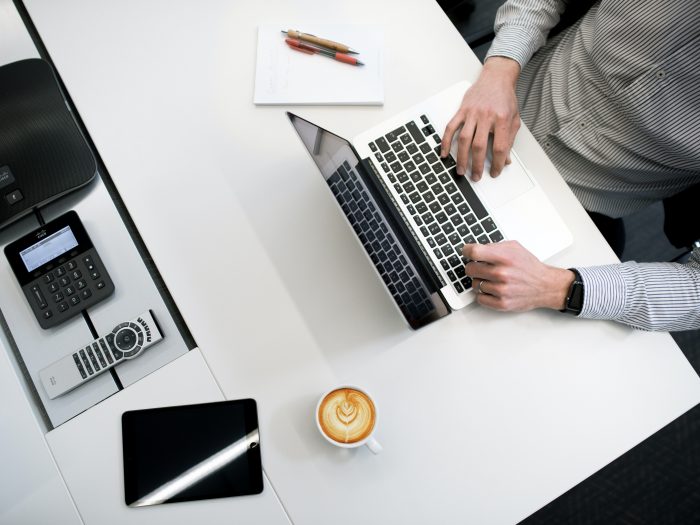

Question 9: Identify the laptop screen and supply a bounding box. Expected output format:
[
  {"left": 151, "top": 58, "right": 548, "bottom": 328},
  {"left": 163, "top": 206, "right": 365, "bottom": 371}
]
[{"left": 287, "top": 112, "right": 449, "bottom": 329}]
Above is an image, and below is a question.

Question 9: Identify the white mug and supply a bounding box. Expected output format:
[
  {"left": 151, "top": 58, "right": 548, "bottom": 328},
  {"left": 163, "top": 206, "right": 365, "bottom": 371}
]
[{"left": 315, "top": 385, "right": 383, "bottom": 455}]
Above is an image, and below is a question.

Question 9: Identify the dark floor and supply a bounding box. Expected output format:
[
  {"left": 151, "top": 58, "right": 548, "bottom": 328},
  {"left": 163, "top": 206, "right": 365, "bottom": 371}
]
[{"left": 438, "top": 1, "right": 700, "bottom": 523}]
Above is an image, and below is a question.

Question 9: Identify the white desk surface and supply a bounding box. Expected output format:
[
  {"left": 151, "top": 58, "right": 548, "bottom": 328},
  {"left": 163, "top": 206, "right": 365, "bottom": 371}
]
[{"left": 8, "top": 0, "right": 700, "bottom": 523}]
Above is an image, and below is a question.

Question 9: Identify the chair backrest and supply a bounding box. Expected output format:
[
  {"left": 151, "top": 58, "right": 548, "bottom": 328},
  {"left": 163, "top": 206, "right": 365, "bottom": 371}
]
[{"left": 663, "top": 183, "right": 700, "bottom": 249}]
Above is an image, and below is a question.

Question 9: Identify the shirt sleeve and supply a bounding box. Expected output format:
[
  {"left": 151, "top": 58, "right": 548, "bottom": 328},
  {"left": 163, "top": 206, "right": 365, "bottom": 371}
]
[
  {"left": 485, "top": 0, "right": 569, "bottom": 68},
  {"left": 574, "top": 247, "right": 700, "bottom": 331}
]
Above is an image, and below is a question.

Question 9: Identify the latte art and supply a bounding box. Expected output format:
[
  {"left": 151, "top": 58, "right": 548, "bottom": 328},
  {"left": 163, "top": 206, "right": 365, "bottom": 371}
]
[{"left": 318, "top": 388, "right": 376, "bottom": 444}]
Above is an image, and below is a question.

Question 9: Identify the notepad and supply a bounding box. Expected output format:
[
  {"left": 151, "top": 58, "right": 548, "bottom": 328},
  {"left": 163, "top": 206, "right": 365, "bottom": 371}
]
[{"left": 254, "top": 25, "right": 384, "bottom": 105}]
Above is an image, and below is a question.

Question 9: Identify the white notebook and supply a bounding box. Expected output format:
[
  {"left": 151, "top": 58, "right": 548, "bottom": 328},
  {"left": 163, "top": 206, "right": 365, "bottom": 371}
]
[{"left": 254, "top": 24, "right": 384, "bottom": 105}]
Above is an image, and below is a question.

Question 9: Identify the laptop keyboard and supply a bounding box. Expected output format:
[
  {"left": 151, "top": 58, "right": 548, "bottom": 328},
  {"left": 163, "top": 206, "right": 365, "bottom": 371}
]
[
  {"left": 369, "top": 114, "right": 504, "bottom": 294},
  {"left": 327, "top": 161, "right": 437, "bottom": 321}
]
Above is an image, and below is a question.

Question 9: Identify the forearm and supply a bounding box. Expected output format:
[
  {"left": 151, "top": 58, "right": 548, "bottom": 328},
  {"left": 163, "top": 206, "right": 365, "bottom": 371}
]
[
  {"left": 485, "top": 0, "right": 569, "bottom": 68},
  {"left": 574, "top": 249, "right": 700, "bottom": 331}
]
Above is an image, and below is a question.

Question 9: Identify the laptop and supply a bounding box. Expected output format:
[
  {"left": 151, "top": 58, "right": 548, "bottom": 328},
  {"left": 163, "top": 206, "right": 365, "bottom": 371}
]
[{"left": 288, "top": 80, "right": 572, "bottom": 329}]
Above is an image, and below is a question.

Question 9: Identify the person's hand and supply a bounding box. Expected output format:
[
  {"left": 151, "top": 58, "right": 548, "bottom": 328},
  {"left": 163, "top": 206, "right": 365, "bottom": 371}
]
[
  {"left": 441, "top": 56, "right": 521, "bottom": 181},
  {"left": 463, "top": 241, "right": 575, "bottom": 312}
]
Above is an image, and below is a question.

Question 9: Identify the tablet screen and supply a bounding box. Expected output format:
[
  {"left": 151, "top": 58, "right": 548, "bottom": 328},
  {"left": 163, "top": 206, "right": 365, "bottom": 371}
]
[{"left": 122, "top": 399, "right": 263, "bottom": 507}]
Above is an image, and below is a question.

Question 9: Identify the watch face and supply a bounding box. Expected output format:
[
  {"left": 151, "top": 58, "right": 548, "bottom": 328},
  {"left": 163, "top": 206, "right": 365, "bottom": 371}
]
[{"left": 568, "top": 281, "right": 584, "bottom": 314}]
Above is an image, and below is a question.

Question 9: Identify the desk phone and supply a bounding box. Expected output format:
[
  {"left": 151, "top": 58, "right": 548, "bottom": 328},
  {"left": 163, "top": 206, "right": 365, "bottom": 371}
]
[{"left": 4, "top": 211, "right": 115, "bottom": 329}]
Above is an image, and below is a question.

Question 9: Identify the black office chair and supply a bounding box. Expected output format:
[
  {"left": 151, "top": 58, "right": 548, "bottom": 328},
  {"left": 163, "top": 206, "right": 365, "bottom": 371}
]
[{"left": 663, "top": 182, "right": 700, "bottom": 252}]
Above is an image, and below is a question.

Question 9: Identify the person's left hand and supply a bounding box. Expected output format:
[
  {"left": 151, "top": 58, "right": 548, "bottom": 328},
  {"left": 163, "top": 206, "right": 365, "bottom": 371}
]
[{"left": 463, "top": 241, "right": 575, "bottom": 312}]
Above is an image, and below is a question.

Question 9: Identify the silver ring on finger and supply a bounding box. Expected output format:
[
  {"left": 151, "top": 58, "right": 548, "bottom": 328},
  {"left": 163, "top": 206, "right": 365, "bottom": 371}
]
[{"left": 478, "top": 279, "right": 488, "bottom": 295}]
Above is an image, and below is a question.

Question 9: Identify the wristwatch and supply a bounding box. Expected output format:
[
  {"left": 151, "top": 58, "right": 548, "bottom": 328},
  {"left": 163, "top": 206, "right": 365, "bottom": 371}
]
[{"left": 561, "top": 268, "right": 584, "bottom": 316}]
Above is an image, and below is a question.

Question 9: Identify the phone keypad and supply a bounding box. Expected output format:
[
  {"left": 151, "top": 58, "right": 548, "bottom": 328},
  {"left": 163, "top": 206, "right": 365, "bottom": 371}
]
[{"left": 23, "top": 248, "right": 114, "bottom": 329}]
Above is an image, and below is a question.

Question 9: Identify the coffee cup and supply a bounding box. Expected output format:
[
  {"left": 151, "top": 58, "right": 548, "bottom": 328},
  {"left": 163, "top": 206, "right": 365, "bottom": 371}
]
[{"left": 316, "top": 385, "right": 382, "bottom": 454}]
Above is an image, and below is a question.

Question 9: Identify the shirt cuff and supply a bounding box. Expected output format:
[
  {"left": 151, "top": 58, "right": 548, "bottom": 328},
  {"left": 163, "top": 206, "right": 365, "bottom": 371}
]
[
  {"left": 484, "top": 25, "right": 546, "bottom": 69},
  {"left": 575, "top": 266, "right": 628, "bottom": 320}
]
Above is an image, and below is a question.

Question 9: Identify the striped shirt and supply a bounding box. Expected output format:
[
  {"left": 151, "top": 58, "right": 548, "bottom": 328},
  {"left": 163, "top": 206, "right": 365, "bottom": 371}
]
[{"left": 485, "top": 0, "right": 700, "bottom": 330}]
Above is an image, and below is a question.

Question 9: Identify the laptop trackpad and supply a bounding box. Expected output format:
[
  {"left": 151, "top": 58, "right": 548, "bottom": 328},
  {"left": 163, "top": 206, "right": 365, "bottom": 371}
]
[{"left": 471, "top": 155, "right": 534, "bottom": 210}]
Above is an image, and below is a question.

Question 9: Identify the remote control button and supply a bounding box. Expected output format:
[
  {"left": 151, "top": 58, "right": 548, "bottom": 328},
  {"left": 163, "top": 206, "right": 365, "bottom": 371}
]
[
  {"left": 73, "top": 354, "right": 87, "bottom": 379},
  {"left": 59, "top": 276, "right": 71, "bottom": 287},
  {"left": 83, "top": 255, "right": 93, "bottom": 264},
  {"left": 115, "top": 328, "right": 138, "bottom": 352},
  {"left": 48, "top": 282, "right": 59, "bottom": 293},
  {"left": 137, "top": 333, "right": 144, "bottom": 345},
  {"left": 42, "top": 273, "right": 54, "bottom": 284},
  {"left": 43, "top": 310, "right": 53, "bottom": 320},
  {"left": 81, "top": 288, "right": 92, "bottom": 300},
  {"left": 112, "top": 322, "right": 129, "bottom": 334},
  {"left": 70, "top": 296, "right": 80, "bottom": 306},
  {"left": 55, "top": 267, "right": 66, "bottom": 278},
  {"left": 53, "top": 292, "right": 64, "bottom": 303},
  {"left": 71, "top": 270, "right": 82, "bottom": 280},
  {"left": 93, "top": 343, "right": 107, "bottom": 368},
  {"left": 58, "top": 302, "right": 69, "bottom": 313},
  {"left": 76, "top": 279, "right": 87, "bottom": 290},
  {"left": 65, "top": 286, "right": 75, "bottom": 296},
  {"left": 99, "top": 339, "right": 114, "bottom": 364},
  {"left": 90, "top": 270, "right": 101, "bottom": 280},
  {"left": 79, "top": 349, "right": 93, "bottom": 375},
  {"left": 66, "top": 260, "right": 77, "bottom": 271},
  {"left": 106, "top": 333, "right": 123, "bottom": 360},
  {"left": 87, "top": 347, "right": 100, "bottom": 371},
  {"left": 96, "top": 281, "right": 105, "bottom": 290},
  {"left": 122, "top": 344, "right": 143, "bottom": 359},
  {"left": 30, "top": 285, "right": 48, "bottom": 309}
]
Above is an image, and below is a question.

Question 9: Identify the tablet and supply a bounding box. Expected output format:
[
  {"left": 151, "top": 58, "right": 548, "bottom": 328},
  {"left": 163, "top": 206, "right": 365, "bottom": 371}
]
[{"left": 122, "top": 399, "right": 263, "bottom": 507}]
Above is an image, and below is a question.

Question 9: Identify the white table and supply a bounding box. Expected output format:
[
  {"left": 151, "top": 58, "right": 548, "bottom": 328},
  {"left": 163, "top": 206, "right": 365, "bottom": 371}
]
[{"left": 5, "top": 0, "right": 700, "bottom": 523}]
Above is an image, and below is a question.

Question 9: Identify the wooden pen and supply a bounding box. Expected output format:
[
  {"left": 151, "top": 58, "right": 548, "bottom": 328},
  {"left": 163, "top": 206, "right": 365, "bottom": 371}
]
[{"left": 281, "top": 29, "right": 359, "bottom": 54}]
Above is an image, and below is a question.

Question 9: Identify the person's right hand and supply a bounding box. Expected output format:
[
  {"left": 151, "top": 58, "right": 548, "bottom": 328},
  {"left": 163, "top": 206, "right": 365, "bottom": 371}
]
[{"left": 441, "top": 56, "right": 521, "bottom": 182}]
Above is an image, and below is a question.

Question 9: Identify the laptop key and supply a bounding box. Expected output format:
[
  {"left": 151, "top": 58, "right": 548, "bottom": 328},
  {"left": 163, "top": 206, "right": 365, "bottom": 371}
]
[
  {"left": 416, "top": 181, "right": 428, "bottom": 193},
  {"left": 392, "top": 141, "right": 404, "bottom": 153},
  {"left": 438, "top": 193, "right": 450, "bottom": 205},
  {"left": 420, "top": 143, "right": 432, "bottom": 154},
  {"left": 385, "top": 151, "right": 397, "bottom": 163},
  {"left": 489, "top": 230, "right": 504, "bottom": 242},
  {"left": 477, "top": 235, "right": 489, "bottom": 244},
  {"left": 419, "top": 163, "right": 431, "bottom": 175},
  {"left": 391, "top": 162, "right": 402, "bottom": 173},
  {"left": 482, "top": 218, "right": 497, "bottom": 233},
  {"left": 407, "top": 143, "right": 418, "bottom": 154},
  {"left": 471, "top": 223, "right": 484, "bottom": 236},
  {"left": 412, "top": 153, "right": 425, "bottom": 164},
  {"left": 398, "top": 151, "right": 410, "bottom": 163},
  {"left": 423, "top": 191, "right": 435, "bottom": 203},
  {"left": 404, "top": 161, "right": 416, "bottom": 172},
  {"left": 410, "top": 171, "right": 422, "bottom": 182},
  {"left": 369, "top": 142, "right": 378, "bottom": 152},
  {"left": 416, "top": 202, "right": 428, "bottom": 214},
  {"left": 429, "top": 201, "right": 441, "bottom": 213},
  {"left": 400, "top": 133, "right": 412, "bottom": 145},
  {"left": 406, "top": 121, "right": 426, "bottom": 144},
  {"left": 376, "top": 137, "right": 390, "bottom": 153}
]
